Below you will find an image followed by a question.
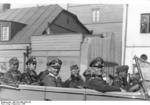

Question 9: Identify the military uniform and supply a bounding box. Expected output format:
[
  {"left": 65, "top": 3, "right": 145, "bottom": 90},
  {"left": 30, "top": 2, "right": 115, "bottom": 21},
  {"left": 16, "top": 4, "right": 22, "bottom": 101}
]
[
  {"left": 85, "top": 77, "right": 121, "bottom": 92},
  {"left": 40, "top": 58, "right": 63, "bottom": 87},
  {"left": 3, "top": 57, "right": 21, "bottom": 83},
  {"left": 128, "top": 73, "right": 141, "bottom": 92},
  {"left": 83, "top": 57, "right": 104, "bottom": 81},
  {"left": 64, "top": 65, "right": 84, "bottom": 88},
  {"left": 112, "top": 65, "right": 129, "bottom": 90},
  {"left": 83, "top": 67, "right": 94, "bottom": 82},
  {"left": 4, "top": 69, "right": 22, "bottom": 83},
  {"left": 112, "top": 76, "right": 129, "bottom": 90},
  {"left": 0, "top": 72, "right": 4, "bottom": 78},
  {"left": 84, "top": 57, "right": 121, "bottom": 92},
  {"left": 41, "top": 73, "right": 62, "bottom": 87},
  {"left": 38, "top": 70, "right": 49, "bottom": 81},
  {"left": 21, "top": 68, "right": 38, "bottom": 84},
  {"left": 20, "top": 56, "right": 38, "bottom": 84},
  {"left": 38, "top": 58, "right": 62, "bottom": 82},
  {"left": 64, "top": 75, "right": 84, "bottom": 88}
]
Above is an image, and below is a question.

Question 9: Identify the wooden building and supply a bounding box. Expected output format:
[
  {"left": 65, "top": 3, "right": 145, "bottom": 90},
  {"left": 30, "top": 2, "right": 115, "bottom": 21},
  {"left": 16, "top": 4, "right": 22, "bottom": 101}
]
[
  {"left": 0, "top": 4, "right": 91, "bottom": 73},
  {"left": 68, "top": 4, "right": 123, "bottom": 65},
  {"left": 31, "top": 33, "right": 117, "bottom": 81},
  {"left": 0, "top": 4, "right": 121, "bottom": 81}
]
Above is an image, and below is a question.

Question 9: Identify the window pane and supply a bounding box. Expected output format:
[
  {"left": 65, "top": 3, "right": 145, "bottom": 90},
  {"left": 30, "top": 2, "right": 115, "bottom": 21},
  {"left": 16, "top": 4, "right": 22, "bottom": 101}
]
[
  {"left": 92, "top": 10, "right": 96, "bottom": 22},
  {"left": 141, "top": 14, "right": 149, "bottom": 33},
  {"left": 96, "top": 10, "right": 100, "bottom": 22},
  {"left": 1, "top": 26, "right": 9, "bottom": 41},
  {"left": 92, "top": 9, "right": 100, "bottom": 23}
]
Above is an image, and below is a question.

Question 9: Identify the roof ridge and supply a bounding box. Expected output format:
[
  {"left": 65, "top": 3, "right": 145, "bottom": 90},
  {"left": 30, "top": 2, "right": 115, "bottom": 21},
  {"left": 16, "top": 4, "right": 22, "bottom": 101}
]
[
  {"left": 1, "top": 4, "right": 58, "bottom": 12},
  {"left": 0, "top": 4, "right": 66, "bottom": 44},
  {"left": 23, "top": 5, "right": 61, "bottom": 37}
]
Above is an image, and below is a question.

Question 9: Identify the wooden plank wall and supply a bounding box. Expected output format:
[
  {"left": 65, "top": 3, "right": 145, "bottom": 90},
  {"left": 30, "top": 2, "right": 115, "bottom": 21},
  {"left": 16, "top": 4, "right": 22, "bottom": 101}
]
[
  {"left": 31, "top": 34, "right": 82, "bottom": 51},
  {"left": 0, "top": 44, "right": 28, "bottom": 73},
  {"left": 87, "top": 33, "right": 119, "bottom": 76},
  {"left": 31, "top": 34, "right": 83, "bottom": 81},
  {"left": 0, "top": 51, "right": 25, "bottom": 73},
  {"left": 88, "top": 33, "right": 116, "bottom": 63}
]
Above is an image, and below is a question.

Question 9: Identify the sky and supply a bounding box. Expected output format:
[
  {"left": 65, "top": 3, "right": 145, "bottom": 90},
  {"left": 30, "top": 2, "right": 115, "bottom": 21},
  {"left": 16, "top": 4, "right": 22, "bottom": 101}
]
[
  {"left": 10, "top": 4, "right": 67, "bottom": 9},
  {"left": 1, "top": 0, "right": 150, "bottom": 9}
]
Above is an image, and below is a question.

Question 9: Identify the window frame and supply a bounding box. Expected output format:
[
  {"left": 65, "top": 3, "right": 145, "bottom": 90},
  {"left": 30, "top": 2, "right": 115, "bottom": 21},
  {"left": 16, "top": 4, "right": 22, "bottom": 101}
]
[
  {"left": 92, "top": 8, "right": 100, "bottom": 23},
  {"left": 0, "top": 23, "right": 10, "bottom": 41},
  {"left": 140, "top": 13, "right": 150, "bottom": 34},
  {"left": 1, "top": 26, "right": 10, "bottom": 41}
]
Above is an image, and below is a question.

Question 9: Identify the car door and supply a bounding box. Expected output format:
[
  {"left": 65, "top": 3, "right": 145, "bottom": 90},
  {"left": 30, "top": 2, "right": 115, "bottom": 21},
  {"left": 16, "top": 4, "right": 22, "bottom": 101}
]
[
  {"left": 85, "top": 88, "right": 145, "bottom": 100},
  {"left": 45, "top": 87, "right": 86, "bottom": 100}
]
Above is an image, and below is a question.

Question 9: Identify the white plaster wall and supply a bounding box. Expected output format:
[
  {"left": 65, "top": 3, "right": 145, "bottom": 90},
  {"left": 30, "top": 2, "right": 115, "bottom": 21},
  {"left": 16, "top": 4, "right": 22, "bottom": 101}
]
[
  {"left": 125, "top": 3, "right": 150, "bottom": 73},
  {"left": 126, "top": 4, "right": 150, "bottom": 46},
  {"left": 125, "top": 47, "right": 150, "bottom": 73}
]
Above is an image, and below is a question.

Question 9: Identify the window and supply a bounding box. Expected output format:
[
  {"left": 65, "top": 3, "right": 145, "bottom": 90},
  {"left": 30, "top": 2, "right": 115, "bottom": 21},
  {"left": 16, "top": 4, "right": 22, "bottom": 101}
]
[
  {"left": 92, "top": 9, "right": 100, "bottom": 23},
  {"left": 141, "top": 14, "right": 150, "bottom": 33},
  {"left": 0, "top": 26, "right": 9, "bottom": 41}
]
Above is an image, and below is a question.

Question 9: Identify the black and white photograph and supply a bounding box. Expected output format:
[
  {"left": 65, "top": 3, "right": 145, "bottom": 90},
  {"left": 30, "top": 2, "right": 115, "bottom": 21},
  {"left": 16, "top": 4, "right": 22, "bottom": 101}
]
[{"left": 0, "top": 0, "right": 150, "bottom": 102}]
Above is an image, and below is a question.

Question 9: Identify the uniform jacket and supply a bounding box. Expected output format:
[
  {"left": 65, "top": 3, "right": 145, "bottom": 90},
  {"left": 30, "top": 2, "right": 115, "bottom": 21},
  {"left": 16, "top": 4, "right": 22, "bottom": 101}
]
[
  {"left": 112, "top": 76, "right": 129, "bottom": 90},
  {"left": 41, "top": 73, "right": 62, "bottom": 87},
  {"left": 85, "top": 77, "right": 121, "bottom": 92},
  {"left": 64, "top": 75, "right": 84, "bottom": 88},
  {"left": 3, "top": 70, "right": 22, "bottom": 83},
  {"left": 38, "top": 70, "right": 49, "bottom": 81},
  {"left": 21, "top": 69, "right": 38, "bottom": 84}
]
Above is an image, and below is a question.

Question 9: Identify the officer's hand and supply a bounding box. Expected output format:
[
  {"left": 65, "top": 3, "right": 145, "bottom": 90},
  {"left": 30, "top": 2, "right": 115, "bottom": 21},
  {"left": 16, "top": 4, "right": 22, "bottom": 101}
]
[
  {"left": 128, "top": 84, "right": 140, "bottom": 92},
  {"left": 77, "top": 86, "right": 83, "bottom": 89},
  {"left": 120, "top": 88, "right": 126, "bottom": 92}
]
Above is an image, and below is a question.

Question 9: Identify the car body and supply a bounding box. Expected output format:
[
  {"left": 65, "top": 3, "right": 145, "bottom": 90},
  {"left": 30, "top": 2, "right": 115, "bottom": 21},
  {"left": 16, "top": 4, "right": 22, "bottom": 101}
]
[{"left": 0, "top": 56, "right": 150, "bottom": 101}]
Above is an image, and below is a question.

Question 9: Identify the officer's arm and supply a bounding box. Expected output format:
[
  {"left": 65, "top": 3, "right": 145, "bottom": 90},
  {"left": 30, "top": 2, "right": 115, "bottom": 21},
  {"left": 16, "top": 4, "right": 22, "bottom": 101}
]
[
  {"left": 3, "top": 72, "right": 13, "bottom": 82},
  {"left": 42, "top": 76, "right": 56, "bottom": 87},
  {"left": 90, "top": 80, "right": 121, "bottom": 92},
  {"left": 128, "top": 84, "right": 140, "bottom": 92},
  {"left": 100, "top": 84, "right": 121, "bottom": 92},
  {"left": 63, "top": 79, "right": 70, "bottom": 87}
]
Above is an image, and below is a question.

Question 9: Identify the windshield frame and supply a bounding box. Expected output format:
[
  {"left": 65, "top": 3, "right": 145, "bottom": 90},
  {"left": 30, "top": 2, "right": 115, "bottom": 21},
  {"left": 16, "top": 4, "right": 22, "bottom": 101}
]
[{"left": 134, "top": 56, "right": 150, "bottom": 99}]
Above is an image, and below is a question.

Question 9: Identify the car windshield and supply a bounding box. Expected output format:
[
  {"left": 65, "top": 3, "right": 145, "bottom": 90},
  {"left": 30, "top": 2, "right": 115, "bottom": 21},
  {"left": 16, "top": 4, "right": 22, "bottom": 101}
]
[
  {"left": 134, "top": 56, "right": 150, "bottom": 96},
  {"left": 136, "top": 57, "right": 150, "bottom": 81}
]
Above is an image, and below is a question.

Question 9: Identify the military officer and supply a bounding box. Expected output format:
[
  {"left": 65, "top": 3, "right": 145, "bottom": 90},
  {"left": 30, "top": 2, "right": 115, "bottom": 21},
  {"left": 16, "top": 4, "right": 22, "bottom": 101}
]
[
  {"left": 140, "top": 54, "right": 148, "bottom": 61},
  {"left": 84, "top": 57, "right": 121, "bottom": 92},
  {"left": 38, "top": 58, "right": 62, "bottom": 81},
  {"left": 40, "top": 58, "right": 63, "bottom": 87},
  {"left": 83, "top": 57, "right": 105, "bottom": 83},
  {"left": 21, "top": 56, "right": 38, "bottom": 85},
  {"left": 3, "top": 57, "right": 22, "bottom": 83},
  {"left": 128, "top": 73, "right": 141, "bottom": 92},
  {"left": 38, "top": 69, "right": 49, "bottom": 82},
  {"left": 83, "top": 67, "right": 93, "bottom": 82},
  {"left": 64, "top": 64, "right": 84, "bottom": 88},
  {"left": 112, "top": 65, "right": 129, "bottom": 90}
]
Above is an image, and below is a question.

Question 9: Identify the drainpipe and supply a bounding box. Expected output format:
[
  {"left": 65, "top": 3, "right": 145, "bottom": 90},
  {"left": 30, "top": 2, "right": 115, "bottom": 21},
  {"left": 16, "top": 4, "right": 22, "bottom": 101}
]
[{"left": 122, "top": 4, "right": 128, "bottom": 65}]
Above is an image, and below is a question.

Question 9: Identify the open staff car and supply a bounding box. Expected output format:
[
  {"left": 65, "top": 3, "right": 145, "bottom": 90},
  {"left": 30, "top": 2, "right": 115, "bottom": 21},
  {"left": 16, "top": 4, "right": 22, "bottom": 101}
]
[{"left": 0, "top": 56, "right": 150, "bottom": 101}]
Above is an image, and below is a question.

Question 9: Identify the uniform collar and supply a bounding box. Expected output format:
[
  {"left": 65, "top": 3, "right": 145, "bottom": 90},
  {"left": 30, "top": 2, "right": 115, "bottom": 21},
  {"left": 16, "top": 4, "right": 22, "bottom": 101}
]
[{"left": 48, "top": 72, "right": 58, "bottom": 79}]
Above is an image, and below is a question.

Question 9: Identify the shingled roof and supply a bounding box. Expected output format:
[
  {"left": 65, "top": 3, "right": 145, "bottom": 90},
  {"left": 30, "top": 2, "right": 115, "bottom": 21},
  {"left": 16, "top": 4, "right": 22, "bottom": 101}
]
[{"left": 0, "top": 4, "right": 89, "bottom": 45}]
